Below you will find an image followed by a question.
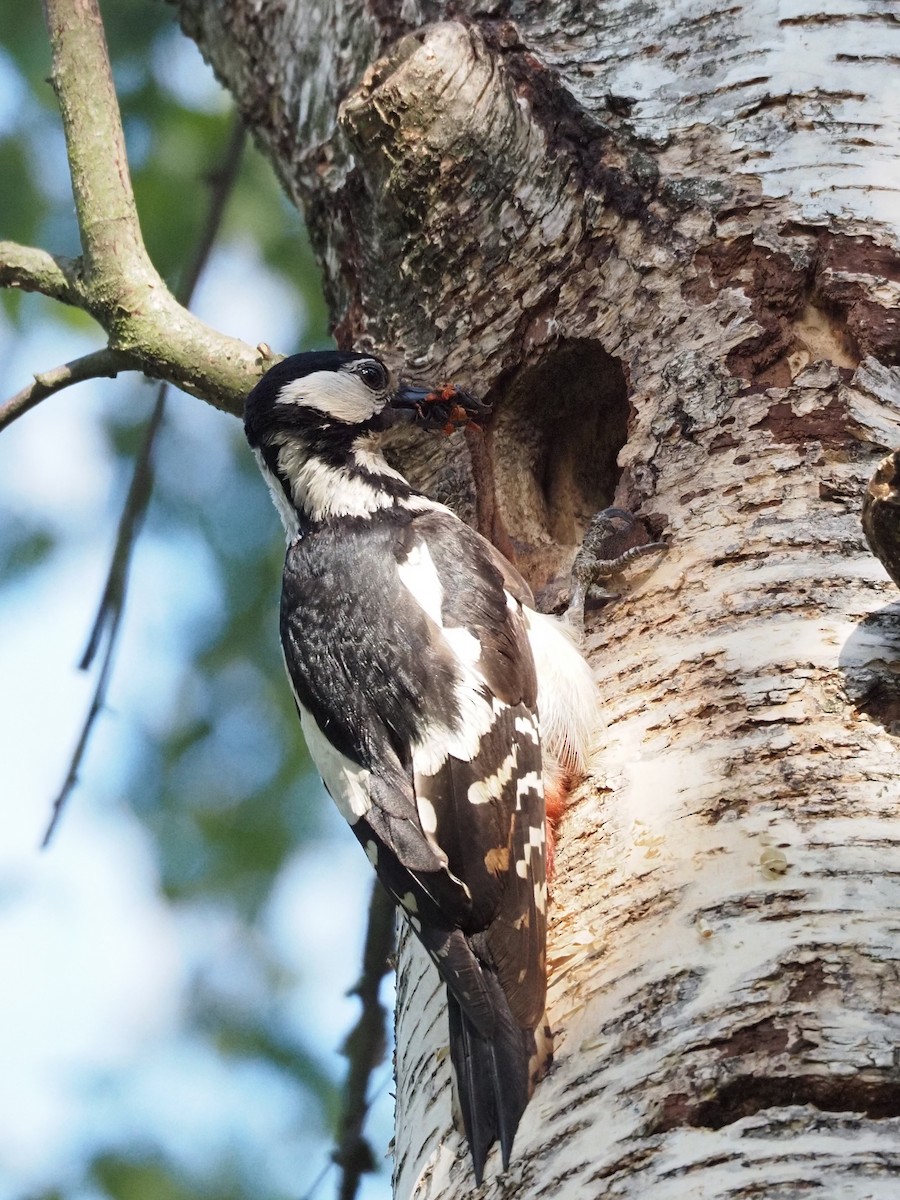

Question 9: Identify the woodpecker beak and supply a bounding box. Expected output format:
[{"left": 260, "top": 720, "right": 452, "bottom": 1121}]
[{"left": 390, "top": 382, "right": 491, "bottom": 433}]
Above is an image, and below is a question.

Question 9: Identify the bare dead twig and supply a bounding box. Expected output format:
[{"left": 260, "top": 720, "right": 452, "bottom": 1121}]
[{"left": 334, "top": 881, "right": 397, "bottom": 1200}]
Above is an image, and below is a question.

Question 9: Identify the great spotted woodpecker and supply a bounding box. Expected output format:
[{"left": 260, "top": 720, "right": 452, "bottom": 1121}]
[{"left": 244, "top": 351, "right": 595, "bottom": 1182}]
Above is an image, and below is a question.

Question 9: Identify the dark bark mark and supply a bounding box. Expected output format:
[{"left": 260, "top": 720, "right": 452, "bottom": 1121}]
[
  {"left": 687, "top": 229, "right": 900, "bottom": 386},
  {"left": 843, "top": 302, "right": 900, "bottom": 366},
  {"left": 484, "top": 24, "right": 660, "bottom": 227},
  {"left": 366, "top": 0, "right": 440, "bottom": 46},
  {"left": 816, "top": 235, "right": 900, "bottom": 365},
  {"left": 711, "top": 1017, "right": 793, "bottom": 1060},
  {"left": 574, "top": 969, "right": 704, "bottom": 1081},
  {"left": 308, "top": 166, "right": 369, "bottom": 342},
  {"left": 658, "top": 1074, "right": 900, "bottom": 1132},
  {"left": 851, "top": 674, "right": 900, "bottom": 736},
  {"left": 750, "top": 396, "right": 850, "bottom": 449},
  {"left": 710, "top": 429, "right": 739, "bottom": 451},
  {"left": 779, "top": 10, "right": 900, "bottom": 24},
  {"left": 819, "top": 235, "right": 900, "bottom": 284},
  {"left": 786, "top": 959, "right": 830, "bottom": 1002},
  {"left": 687, "top": 234, "right": 814, "bottom": 383}
]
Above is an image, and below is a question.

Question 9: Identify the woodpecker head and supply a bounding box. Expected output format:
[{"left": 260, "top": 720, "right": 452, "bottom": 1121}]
[{"left": 244, "top": 350, "right": 488, "bottom": 532}]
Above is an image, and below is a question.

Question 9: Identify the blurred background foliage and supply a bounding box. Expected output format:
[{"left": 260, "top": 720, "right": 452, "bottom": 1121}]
[{"left": 0, "top": 2, "right": 391, "bottom": 1198}]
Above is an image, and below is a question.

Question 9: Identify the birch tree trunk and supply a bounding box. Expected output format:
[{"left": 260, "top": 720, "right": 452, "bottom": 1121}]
[{"left": 174, "top": 1, "right": 900, "bottom": 1195}]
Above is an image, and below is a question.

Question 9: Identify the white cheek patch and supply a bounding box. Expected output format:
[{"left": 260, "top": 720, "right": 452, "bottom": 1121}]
[
  {"left": 276, "top": 369, "right": 385, "bottom": 424},
  {"left": 277, "top": 443, "right": 396, "bottom": 521},
  {"left": 352, "top": 438, "right": 410, "bottom": 486}
]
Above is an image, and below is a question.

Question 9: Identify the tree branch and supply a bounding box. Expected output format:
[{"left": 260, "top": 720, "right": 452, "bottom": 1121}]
[
  {"left": 0, "top": 241, "right": 85, "bottom": 305},
  {"left": 0, "top": 0, "right": 272, "bottom": 421},
  {"left": 0, "top": 348, "right": 136, "bottom": 433},
  {"left": 42, "top": 0, "right": 151, "bottom": 292}
]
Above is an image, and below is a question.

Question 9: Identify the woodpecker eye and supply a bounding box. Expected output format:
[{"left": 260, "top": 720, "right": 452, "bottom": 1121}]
[{"left": 351, "top": 360, "right": 389, "bottom": 392}]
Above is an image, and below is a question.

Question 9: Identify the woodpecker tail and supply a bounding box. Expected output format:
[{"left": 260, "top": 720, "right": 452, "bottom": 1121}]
[{"left": 447, "top": 972, "right": 535, "bottom": 1185}]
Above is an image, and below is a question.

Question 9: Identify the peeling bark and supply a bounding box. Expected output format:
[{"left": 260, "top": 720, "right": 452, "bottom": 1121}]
[{"left": 172, "top": 1, "right": 900, "bottom": 1195}]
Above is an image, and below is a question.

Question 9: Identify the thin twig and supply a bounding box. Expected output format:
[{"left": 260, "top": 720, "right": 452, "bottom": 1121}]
[
  {"left": 80, "top": 389, "right": 165, "bottom": 674},
  {"left": 41, "top": 596, "right": 125, "bottom": 848},
  {"left": 42, "top": 116, "right": 247, "bottom": 846},
  {"left": 0, "top": 348, "right": 135, "bottom": 433},
  {"left": 334, "top": 881, "right": 397, "bottom": 1200}
]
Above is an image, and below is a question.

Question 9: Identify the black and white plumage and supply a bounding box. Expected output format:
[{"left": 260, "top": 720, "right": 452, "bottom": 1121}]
[{"left": 244, "top": 350, "right": 595, "bottom": 1182}]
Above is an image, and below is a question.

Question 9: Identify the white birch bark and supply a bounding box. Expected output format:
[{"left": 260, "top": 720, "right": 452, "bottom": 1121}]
[{"left": 175, "top": 1, "right": 900, "bottom": 1195}]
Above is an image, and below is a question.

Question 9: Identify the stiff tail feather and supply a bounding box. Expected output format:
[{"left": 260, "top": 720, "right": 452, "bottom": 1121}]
[{"left": 447, "top": 974, "right": 532, "bottom": 1185}]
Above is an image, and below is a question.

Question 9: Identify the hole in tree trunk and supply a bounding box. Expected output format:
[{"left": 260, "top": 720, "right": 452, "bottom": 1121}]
[{"left": 488, "top": 339, "right": 629, "bottom": 591}]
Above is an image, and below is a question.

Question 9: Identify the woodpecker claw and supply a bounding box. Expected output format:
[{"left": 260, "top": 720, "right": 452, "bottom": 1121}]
[{"left": 564, "top": 507, "right": 669, "bottom": 628}]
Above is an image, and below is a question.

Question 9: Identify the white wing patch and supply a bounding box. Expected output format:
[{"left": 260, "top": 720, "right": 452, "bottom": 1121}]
[
  {"left": 515, "top": 824, "right": 545, "bottom": 878},
  {"left": 515, "top": 714, "right": 539, "bottom": 745},
  {"left": 515, "top": 770, "right": 542, "bottom": 806},
  {"left": 398, "top": 536, "right": 499, "bottom": 773},
  {"left": 443, "top": 625, "right": 482, "bottom": 665},
  {"left": 297, "top": 699, "right": 372, "bottom": 823},
  {"left": 417, "top": 794, "right": 438, "bottom": 834},
  {"left": 397, "top": 540, "right": 444, "bottom": 626}
]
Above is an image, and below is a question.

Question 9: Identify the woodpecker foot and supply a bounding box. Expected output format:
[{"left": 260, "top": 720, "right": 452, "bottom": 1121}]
[{"left": 564, "top": 507, "right": 668, "bottom": 629}]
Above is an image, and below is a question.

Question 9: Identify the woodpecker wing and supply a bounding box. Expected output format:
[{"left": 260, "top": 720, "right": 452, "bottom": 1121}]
[
  {"left": 280, "top": 507, "right": 547, "bottom": 1178},
  {"left": 390, "top": 511, "right": 549, "bottom": 1177},
  {"left": 279, "top": 510, "right": 545, "bottom": 931},
  {"left": 398, "top": 513, "right": 548, "bottom": 1029}
]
